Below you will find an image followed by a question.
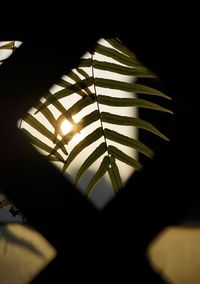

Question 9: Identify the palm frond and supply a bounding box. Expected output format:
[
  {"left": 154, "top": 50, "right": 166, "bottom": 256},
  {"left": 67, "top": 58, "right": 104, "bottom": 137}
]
[
  {"left": 85, "top": 156, "right": 110, "bottom": 197},
  {"left": 62, "top": 127, "right": 104, "bottom": 172},
  {"left": 95, "top": 78, "right": 171, "bottom": 99},
  {"left": 104, "top": 128, "right": 154, "bottom": 158},
  {"left": 20, "top": 37, "right": 172, "bottom": 201},
  {"left": 35, "top": 77, "right": 93, "bottom": 112},
  {"left": 108, "top": 156, "right": 122, "bottom": 193},
  {"left": 0, "top": 41, "right": 16, "bottom": 50},
  {"left": 101, "top": 112, "right": 169, "bottom": 140},
  {"left": 74, "top": 142, "right": 107, "bottom": 185},
  {"left": 98, "top": 95, "right": 172, "bottom": 113},
  {"left": 0, "top": 41, "right": 19, "bottom": 64}
]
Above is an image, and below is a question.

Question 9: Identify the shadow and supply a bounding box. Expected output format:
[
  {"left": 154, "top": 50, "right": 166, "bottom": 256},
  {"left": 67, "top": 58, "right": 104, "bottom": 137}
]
[{"left": 0, "top": 223, "right": 45, "bottom": 258}]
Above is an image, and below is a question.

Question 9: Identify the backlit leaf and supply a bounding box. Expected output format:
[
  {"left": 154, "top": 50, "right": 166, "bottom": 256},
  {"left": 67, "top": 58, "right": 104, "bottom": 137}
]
[
  {"left": 95, "top": 43, "right": 141, "bottom": 67},
  {"left": 36, "top": 77, "right": 94, "bottom": 111},
  {"left": 75, "top": 142, "right": 107, "bottom": 185},
  {"left": 95, "top": 78, "right": 171, "bottom": 99},
  {"left": 24, "top": 113, "right": 68, "bottom": 155},
  {"left": 0, "top": 41, "right": 16, "bottom": 50},
  {"left": 108, "top": 145, "right": 142, "bottom": 171},
  {"left": 98, "top": 95, "right": 172, "bottom": 113},
  {"left": 20, "top": 37, "right": 172, "bottom": 200},
  {"left": 108, "top": 156, "right": 122, "bottom": 193},
  {"left": 22, "top": 129, "right": 66, "bottom": 161},
  {"left": 62, "top": 127, "right": 104, "bottom": 172},
  {"left": 104, "top": 128, "right": 154, "bottom": 158},
  {"left": 94, "top": 60, "right": 155, "bottom": 77},
  {"left": 85, "top": 156, "right": 110, "bottom": 197},
  {"left": 101, "top": 112, "right": 169, "bottom": 141}
]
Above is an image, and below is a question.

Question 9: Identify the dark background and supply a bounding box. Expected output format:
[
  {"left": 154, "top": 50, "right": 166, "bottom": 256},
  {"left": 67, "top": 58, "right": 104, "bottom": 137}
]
[{"left": 0, "top": 3, "right": 199, "bottom": 283}]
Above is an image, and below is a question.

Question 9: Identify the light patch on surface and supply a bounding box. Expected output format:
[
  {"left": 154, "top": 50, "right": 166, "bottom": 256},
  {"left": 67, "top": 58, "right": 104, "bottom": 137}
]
[
  {"left": 148, "top": 226, "right": 200, "bottom": 284},
  {"left": 0, "top": 223, "right": 56, "bottom": 284}
]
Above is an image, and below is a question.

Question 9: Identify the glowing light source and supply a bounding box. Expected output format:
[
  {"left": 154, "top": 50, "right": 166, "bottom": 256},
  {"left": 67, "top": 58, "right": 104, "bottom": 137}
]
[
  {"left": 60, "top": 114, "right": 84, "bottom": 143},
  {"left": 60, "top": 120, "right": 73, "bottom": 135}
]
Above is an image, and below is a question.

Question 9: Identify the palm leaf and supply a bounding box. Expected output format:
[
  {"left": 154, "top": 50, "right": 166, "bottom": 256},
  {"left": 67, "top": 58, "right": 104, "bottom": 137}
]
[
  {"left": 38, "top": 107, "right": 56, "bottom": 127},
  {"left": 22, "top": 129, "right": 66, "bottom": 161},
  {"left": 79, "top": 58, "right": 92, "bottom": 68},
  {"left": 98, "top": 95, "right": 172, "bottom": 113},
  {"left": 85, "top": 156, "right": 110, "bottom": 197},
  {"left": 108, "top": 145, "right": 143, "bottom": 171},
  {"left": 52, "top": 95, "right": 96, "bottom": 143},
  {"left": 95, "top": 78, "right": 171, "bottom": 99},
  {"left": 35, "top": 91, "right": 75, "bottom": 126},
  {"left": 68, "top": 95, "right": 95, "bottom": 115},
  {"left": 24, "top": 113, "right": 55, "bottom": 142},
  {"left": 56, "top": 78, "right": 72, "bottom": 88},
  {"left": 101, "top": 112, "right": 169, "bottom": 141},
  {"left": 24, "top": 113, "right": 68, "bottom": 156},
  {"left": 53, "top": 110, "right": 100, "bottom": 152},
  {"left": 21, "top": 37, "right": 172, "bottom": 201},
  {"left": 106, "top": 38, "right": 139, "bottom": 61},
  {"left": 77, "top": 110, "right": 100, "bottom": 129},
  {"left": 48, "top": 156, "right": 65, "bottom": 162},
  {"left": 76, "top": 67, "right": 90, "bottom": 79},
  {"left": 67, "top": 70, "right": 92, "bottom": 95},
  {"left": 51, "top": 125, "right": 81, "bottom": 154},
  {"left": 62, "top": 127, "right": 104, "bottom": 172},
  {"left": 74, "top": 142, "right": 107, "bottom": 185},
  {"left": 36, "top": 77, "right": 94, "bottom": 112},
  {"left": 57, "top": 79, "right": 88, "bottom": 96},
  {"left": 104, "top": 128, "right": 154, "bottom": 158},
  {"left": 93, "top": 60, "right": 156, "bottom": 77},
  {"left": 67, "top": 70, "right": 83, "bottom": 82},
  {"left": 0, "top": 41, "right": 16, "bottom": 50},
  {"left": 108, "top": 156, "right": 122, "bottom": 193},
  {"left": 95, "top": 43, "right": 142, "bottom": 68}
]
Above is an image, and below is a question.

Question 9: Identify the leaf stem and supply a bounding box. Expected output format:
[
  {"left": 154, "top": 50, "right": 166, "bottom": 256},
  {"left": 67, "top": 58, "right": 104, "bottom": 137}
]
[
  {"left": 91, "top": 52, "right": 122, "bottom": 192},
  {"left": 91, "top": 53, "right": 111, "bottom": 161}
]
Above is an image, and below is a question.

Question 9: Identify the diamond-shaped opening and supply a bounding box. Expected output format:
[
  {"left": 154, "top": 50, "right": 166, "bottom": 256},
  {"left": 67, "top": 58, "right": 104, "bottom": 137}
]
[
  {"left": 19, "top": 38, "right": 138, "bottom": 208},
  {"left": 18, "top": 37, "right": 171, "bottom": 209}
]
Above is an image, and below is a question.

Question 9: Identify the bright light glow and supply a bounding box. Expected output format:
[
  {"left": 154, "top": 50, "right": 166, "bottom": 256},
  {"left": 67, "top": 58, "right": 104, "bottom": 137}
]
[
  {"left": 60, "top": 120, "right": 73, "bottom": 135},
  {"left": 61, "top": 114, "right": 85, "bottom": 143},
  {"left": 72, "top": 114, "right": 81, "bottom": 124},
  {"left": 60, "top": 114, "right": 82, "bottom": 135}
]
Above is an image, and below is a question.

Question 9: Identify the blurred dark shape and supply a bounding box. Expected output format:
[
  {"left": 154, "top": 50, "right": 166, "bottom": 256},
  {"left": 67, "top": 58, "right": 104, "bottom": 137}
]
[
  {"left": 9, "top": 207, "right": 20, "bottom": 217},
  {"left": 0, "top": 3, "right": 199, "bottom": 283}
]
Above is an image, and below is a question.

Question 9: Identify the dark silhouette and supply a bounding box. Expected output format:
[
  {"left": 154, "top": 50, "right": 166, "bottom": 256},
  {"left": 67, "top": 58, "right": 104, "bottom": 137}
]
[{"left": 1, "top": 3, "right": 199, "bottom": 283}]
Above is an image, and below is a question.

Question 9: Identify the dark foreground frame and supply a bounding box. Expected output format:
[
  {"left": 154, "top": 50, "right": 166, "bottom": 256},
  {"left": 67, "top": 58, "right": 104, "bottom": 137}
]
[{"left": 1, "top": 5, "right": 200, "bottom": 283}]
